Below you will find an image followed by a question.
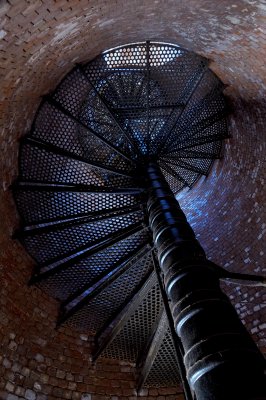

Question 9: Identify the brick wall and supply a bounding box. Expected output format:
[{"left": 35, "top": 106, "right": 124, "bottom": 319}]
[
  {"left": 177, "top": 94, "right": 266, "bottom": 353},
  {"left": 0, "top": 225, "right": 183, "bottom": 400},
  {"left": 0, "top": 0, "right": 265, "bottom": 399}
]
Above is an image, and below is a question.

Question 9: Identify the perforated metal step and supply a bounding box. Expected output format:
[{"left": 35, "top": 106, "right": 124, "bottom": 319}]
[{"left": 13, "top": 41, "right": 229, "bottom": 393}]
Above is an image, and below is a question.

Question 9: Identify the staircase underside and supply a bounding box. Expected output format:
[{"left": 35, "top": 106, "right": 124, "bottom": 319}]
[{"left": 13, "top": 41, "right": 229, "bottom": 390}]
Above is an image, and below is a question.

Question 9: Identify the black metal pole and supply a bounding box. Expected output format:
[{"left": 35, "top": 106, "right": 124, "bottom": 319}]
[
  {"left": 146, "top": 162, "right": 265, "bottom": 400},
  {"left": 152, "top": 251, "right": 194, "bottom": 400}
]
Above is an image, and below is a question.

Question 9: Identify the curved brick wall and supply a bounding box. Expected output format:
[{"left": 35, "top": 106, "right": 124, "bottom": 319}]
[
  {"left": 0, "top": 1, "right": 265, "bottom": 399},
  {"left": 178, "top": 95, "right": 266, "bottom": 353}
]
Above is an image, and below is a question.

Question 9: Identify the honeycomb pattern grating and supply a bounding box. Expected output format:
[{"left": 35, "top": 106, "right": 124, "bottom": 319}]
[
  {"left": 145, "top": 327, "right": 181, "bottom": 388},
  {"left": 13, "top": 41, "right": 231, "bottom": 390},
  {"left": 102, "top": 281, "right": 163, "bottom": 362}
]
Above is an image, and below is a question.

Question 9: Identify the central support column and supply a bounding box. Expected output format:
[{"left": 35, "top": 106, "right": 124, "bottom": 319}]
[{"left": 146, "top": 162, "right": 265, "bottom": 400}]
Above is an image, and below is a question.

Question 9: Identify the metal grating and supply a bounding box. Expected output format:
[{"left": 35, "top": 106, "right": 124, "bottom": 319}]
[
  {"left": 20, "top": 142, "right": 134, "bottom": 188},
  {"left": 102, "top": 281, "right": 163, "bottom": 362},
  {"left": 14, "top": 191, "right": 140, "bottom": 224},
  {"left": 31, "top": 101, "right": 133, "bottom": 172},
  {"left": 23, "top": 211, "right": 143, "bottom": 264},
  {"left": 145, "top": 327, "right": 181, "bottom": 388},
  {"left": 13, "top": 41, "right": 231, "bottom": 391},
  {"left": 38, "top": 230, "right": 149, "bottom": 302},
  {"left": 64, "top": 251, "right": 153, "bottom": 334}
]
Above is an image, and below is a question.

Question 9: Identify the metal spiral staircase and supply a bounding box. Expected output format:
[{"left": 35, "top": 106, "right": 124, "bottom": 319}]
[{"left": 12, "top": 42, "right": 265, "bottom": 399}]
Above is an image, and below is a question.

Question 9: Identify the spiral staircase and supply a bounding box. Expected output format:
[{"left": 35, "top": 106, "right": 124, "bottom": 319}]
[{"left": 13, "top": 41, "right": 231, "bottom": 393}]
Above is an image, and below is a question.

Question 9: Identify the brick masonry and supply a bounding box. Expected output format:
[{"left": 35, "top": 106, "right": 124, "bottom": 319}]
[{"left": 0, "top": 0, "right": 265, "bottom": 399}]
